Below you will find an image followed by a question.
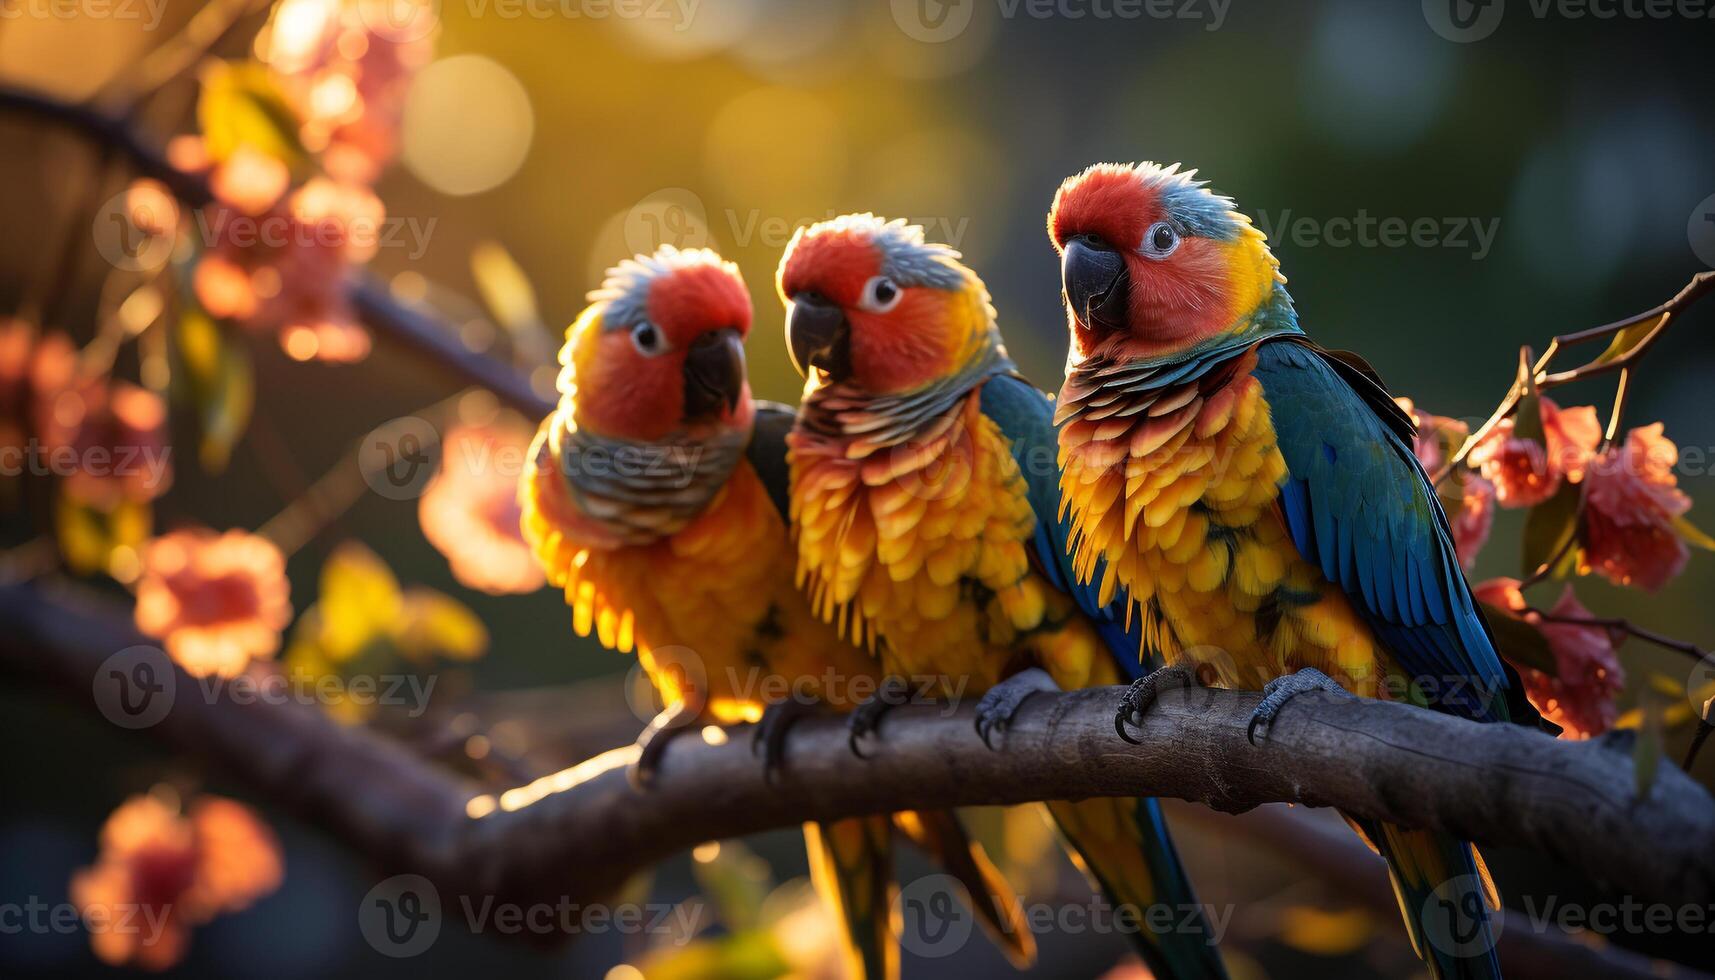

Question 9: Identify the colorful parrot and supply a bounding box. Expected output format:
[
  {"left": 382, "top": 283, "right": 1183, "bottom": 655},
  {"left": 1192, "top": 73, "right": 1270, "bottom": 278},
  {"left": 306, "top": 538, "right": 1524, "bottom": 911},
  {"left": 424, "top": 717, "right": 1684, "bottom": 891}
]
[
  {"left": 1047, "top": 162, "right": 1545, "bottom": 979},
  {"left": 518, "top": 245, "right": 1033, "bottom": 979},
  {"left": 779, "top": 215, "right": 1228, "bottom": 980}
]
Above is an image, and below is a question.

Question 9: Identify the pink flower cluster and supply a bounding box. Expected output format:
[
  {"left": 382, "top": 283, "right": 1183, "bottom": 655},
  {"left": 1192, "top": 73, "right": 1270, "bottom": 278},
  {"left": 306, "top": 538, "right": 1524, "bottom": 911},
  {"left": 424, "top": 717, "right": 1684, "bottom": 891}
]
[
  {"left": 1397, "top": 397, "right": 1493, "bottom": 568},
  {"left": 173, "top": 0, "right": 434, "bottom": 363},
  {"left": 1475, "top": 578, "right": 1624, "bottom": 738},
  {"left": 189, "top": 146, "right": 382, "bottom": 363},
  {"left": 264, "top": 0, "right": 435, "bottom": 183}
]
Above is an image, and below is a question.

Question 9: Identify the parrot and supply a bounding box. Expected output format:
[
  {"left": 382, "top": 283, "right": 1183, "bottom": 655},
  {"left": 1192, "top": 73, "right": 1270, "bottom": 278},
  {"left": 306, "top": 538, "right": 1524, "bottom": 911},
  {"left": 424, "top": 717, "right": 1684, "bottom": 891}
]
[
  {"left": 1047, "top": 161, "right": 1546, "bottom": 979},
  {"left": 779, "top": 214, "right": 1229, "bottom": 980},
  {"left": 518, "top": 244, "right": 1034, "bottom": 980}
]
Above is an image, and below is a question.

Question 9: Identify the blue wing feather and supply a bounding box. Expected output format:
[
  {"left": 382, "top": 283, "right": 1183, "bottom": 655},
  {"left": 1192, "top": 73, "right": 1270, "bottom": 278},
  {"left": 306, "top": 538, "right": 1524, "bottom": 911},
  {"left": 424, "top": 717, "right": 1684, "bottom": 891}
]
[
  {"left": 1251, "top": 341, "right": 1512, "bottom": 723},
  {"left": 979, "top": 373, "right": 1149, "bottom": 680}
]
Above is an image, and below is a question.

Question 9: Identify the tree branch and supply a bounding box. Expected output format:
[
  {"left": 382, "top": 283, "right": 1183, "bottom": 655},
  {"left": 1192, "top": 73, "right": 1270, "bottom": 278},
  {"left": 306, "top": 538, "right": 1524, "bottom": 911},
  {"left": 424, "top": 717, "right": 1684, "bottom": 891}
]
[
  {"left": 4, "top": 580, "right": 1713, "bottom": 951},
  {"left": 0, "top": 83, "right": 554, "bottom": 420},
  {"left": 6, "top": 82, "right": 1713, "bottom": 978}
]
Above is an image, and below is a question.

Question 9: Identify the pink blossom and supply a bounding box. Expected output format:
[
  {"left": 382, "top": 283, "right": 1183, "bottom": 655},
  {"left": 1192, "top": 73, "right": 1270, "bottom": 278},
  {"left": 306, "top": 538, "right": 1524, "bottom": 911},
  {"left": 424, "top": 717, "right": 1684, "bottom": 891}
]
[
  {"left": 1470, "top": 397, "right": 1602, "bottom": 508},
  {"left": 193, "top": 178, "right": 380, "bottom": 363},
  {"left": 263, "top": 0, "right": 436, "bottom": 183},
  {"left": 1474, "top": 578, "right": 1624, "bottom": 739},
  {"left": 1396, "top": 397, "right": 1493, "bottom": 568},
  {"left": 1581, "top": 423, "right": 1692, "bottom": 591}
]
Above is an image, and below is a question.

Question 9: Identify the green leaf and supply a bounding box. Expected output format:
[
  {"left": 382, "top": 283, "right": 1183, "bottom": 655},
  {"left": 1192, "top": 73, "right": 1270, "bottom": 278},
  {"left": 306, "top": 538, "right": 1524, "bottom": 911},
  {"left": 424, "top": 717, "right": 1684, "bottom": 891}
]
[
  {"left": 1634, "top": 680, "right": 1666, "bottom": 798},
  {"left": 1520, "top": 480, "right": 1582, "bottom": 579},
  {"left": 690, "top": 839, "right": 774, "bottom": 933},
  {"left": 393, "top": 587, "right": 489, "bottom": 662},
  {"left": 1595, "top": 312, "right": 1667, "bottom": 367},
  {"left": 1479, "top": 602, "right": 1558, "bottom": 678},
  {"left": 1512, "top": 386, "right": 1545, "bottom": 446},
  {"left": 1673, "top": 514, "right": 1715, "bottom": 552},
  {"left": 197, "top": 60, "right": 306, "bottom": 166},
  {"left": 54, "top": 495, "right": 150, "bottom": 578},
  {"left": 172, "top": 306, "right": 253, "bottom": 472},
  {"left": 318, "top": 542, "right": 403, "bottom": 661}
]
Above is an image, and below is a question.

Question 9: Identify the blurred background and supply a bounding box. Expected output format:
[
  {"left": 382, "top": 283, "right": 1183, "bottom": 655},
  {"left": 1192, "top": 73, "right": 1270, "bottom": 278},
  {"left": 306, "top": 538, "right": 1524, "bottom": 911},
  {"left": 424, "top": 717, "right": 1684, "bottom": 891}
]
[{"left": 2, "top": 0, "right": 1713, "bottom": 976}]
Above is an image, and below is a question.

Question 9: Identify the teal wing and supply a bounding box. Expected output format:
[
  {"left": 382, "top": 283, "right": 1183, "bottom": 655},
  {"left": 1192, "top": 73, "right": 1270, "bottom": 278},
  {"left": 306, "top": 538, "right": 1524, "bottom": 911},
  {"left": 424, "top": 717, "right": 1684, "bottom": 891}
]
[
  {"left": 746, "top": 400, "right": 797, "bottom": 518},
  {"left": 978, "top": 373, "right": 1150, "bottom": 678},
  {"left": 1251, "top": 338, "right": 1533, "bottom": 724}
]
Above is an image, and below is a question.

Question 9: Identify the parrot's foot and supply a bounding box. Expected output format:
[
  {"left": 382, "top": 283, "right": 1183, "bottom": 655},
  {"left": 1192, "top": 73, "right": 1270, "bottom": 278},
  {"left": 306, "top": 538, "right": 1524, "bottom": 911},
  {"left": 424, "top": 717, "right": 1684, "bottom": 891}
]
[
  {"left": 750, "top": 696, "right": 822, "bottom": 780},
  {"left": 1114, "top": 664, "right": 1198, "bottom": 744},
  {"left": 848, "top": 676, "right": 915, "bottom": 759},
  {"left": 1246, "top": 668, "right": 1356, "bottom": 745},
  {"left": 974, "top": 668, "right": 1059, "bottom": 750},
  {"left": 628, "top": 700, "right": 699, "bottom": 790}
]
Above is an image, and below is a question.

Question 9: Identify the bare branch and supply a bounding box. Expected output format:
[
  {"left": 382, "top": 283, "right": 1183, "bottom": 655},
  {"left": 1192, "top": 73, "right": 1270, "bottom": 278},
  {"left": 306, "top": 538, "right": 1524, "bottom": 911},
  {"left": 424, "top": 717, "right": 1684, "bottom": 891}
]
[{"left": 4, "top": 579, "right": 1713, "bottom": 919}]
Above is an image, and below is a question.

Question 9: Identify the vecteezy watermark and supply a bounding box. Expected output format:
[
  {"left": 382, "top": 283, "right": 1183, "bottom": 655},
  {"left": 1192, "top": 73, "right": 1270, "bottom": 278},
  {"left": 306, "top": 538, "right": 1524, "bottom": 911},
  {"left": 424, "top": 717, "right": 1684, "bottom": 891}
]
[
  {"left": 358, "top": 875, "right": 706, "bottom": 957},
  {"left": 1425, "top": 0, "right": 1715, "bottom": 42},
  {"left": 93, "top": 645, "right": 440, "bottom": 730},
  {"left": 889, "top": 0, "right": 1229, "bottom": 42},
  {"left": 896, "top": 873, "right": 1233, "bottom": 959},
  {"left": 1251, "top": 210, "right": 1501, "bottom": 260},
  {"left": 1422, "top": 0, "right": 1507, "bottom": 41},
  {"left": 93, "top": 646, "right": 177, "bottom": 730},
  {"left": 192, "top": 208, "right": 437, "bottom": 262},
  {"left": 1420, "top": 875, "right": 1504, "bottom": 959},
  {"left": 1516, "top": 895, "right": 1715, "bottom": 936},
  {"left": 360, "top": 416, "right": 442, "bottom": 501},
  {"left": 462, "top": 0, "right": 699, "bottom": 29},
  {"left": 0, "top": 441, "right": 173, "bottom": 489},
  {"left": 1689, "top": 193, "right": 1715, "bottom": 269},
  {"left": 91, "top": 189, "right": 438, "bottom": 274},
  {"left": 726, "top": 209, "right": 971, "bottom": 251},
  {"left": 92, "top": 188, "right": 178, "bottom": 274},
  {"left": 0, "top": 897, "right": 170, "bottom": 945},
  {"left": 1688, "top": 655, "right": 1715, "bottom": 726},
  {"left": 0, "top": 0, "right": 168, "bottom": 30},
  {"left": 194, "top": 669, "right": 439, "bottom": 718}
]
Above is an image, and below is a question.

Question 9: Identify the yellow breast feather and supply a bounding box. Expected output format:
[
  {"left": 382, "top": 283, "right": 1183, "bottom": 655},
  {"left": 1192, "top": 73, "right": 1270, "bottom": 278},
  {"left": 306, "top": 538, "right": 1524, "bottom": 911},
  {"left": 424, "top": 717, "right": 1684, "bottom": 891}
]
[{"left": 1059, "top": 349, "right": 1386, "bottom": 695}]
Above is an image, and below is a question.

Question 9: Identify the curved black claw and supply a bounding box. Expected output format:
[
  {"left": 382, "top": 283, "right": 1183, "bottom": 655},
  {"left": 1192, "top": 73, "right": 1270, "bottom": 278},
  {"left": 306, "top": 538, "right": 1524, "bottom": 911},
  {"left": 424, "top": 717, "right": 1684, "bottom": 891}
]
[
  {"left": 974, "top": 668, "right": 1059, "bottom": 750},
  {"left": 629, "top": 700, "right": 697, "bottom": 790},
  {"left": 1246, "top": 667, "right": 1356, "bottom": 746},
  {"left": 750, "top": 696, "right": 822, "bottom": 781},
  {"left": 847, "top": 676, "right": 913, "bottom": 759},
  {"left": 1114, "top": 664, "right": 1197, "bottom": 744}
]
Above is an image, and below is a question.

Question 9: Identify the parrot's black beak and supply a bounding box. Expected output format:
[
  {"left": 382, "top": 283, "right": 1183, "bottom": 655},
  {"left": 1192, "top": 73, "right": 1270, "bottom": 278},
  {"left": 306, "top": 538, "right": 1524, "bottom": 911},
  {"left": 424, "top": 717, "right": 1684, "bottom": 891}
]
[
  {"left": 681, "top": 327, "right": 746, "bottom": 420},
  {"left": 1062, "top": 236, "right": 1130, "bottom": 334},
  {"left": 785, "top": 292, "right": 851, "bottom": 381}
]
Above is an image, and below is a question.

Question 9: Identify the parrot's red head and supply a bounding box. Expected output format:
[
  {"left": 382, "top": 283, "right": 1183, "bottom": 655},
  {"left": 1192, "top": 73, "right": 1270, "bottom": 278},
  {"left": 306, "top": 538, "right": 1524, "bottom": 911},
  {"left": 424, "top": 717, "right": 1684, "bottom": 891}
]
[
  {"left": 560, "top": 246, "right": 754, "bottom": 443},
  {"left": 777, "top": 214, "right": 996, "bottom": 397},
  {"left": 1048, "top": 162, "right": 1285, "bottom": 362}
]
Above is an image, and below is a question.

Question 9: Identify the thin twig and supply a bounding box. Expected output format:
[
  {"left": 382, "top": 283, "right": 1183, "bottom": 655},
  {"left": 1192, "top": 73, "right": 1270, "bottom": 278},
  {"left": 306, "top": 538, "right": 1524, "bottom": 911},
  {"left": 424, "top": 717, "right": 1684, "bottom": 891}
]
[{"left": 1437, "top": 271, "right": 1715, "bottom": 481}]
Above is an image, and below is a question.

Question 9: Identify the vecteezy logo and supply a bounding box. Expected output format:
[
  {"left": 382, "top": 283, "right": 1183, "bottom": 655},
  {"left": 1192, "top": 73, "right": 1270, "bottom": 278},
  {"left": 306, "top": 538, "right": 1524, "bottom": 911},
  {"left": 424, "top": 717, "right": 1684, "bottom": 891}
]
[
  {"left": 895, "top": 873, "right": 973, "bottom": 959},
  {"left": 1423, "top": 0, "right": 1504, "bottom": 42},
  {"left": 623, "top": 188, "right": 711, "bottom": 259},
  {"left": 1420, "top": 874, "right": 1503, "bottom": 960},
  {"left": 1687, "top": 654, "right": 1715, "bottom": 725},
  {"left": 355, "top": 0, "right": 441, "bottom": 44},
  {"left": 359, "top": 416, "right": 440, "bottom": 501},
  {"left": 891, "top": 0, "right": 974, "bottom": 43},
  {"left": 359, "top": 875, "right": 442, "bottom": 957},
  {"left": 92, "top": 189, "right": 177, "bottom": 273},
  {"left": 93, "top": 646, "right": 176, "bottom": 729},
  {"left": 624, "top": 645, "right": 707, "bottom": 723},
  {"left": 1688, "top": 193, "right": 1715, "bottom": 269}
]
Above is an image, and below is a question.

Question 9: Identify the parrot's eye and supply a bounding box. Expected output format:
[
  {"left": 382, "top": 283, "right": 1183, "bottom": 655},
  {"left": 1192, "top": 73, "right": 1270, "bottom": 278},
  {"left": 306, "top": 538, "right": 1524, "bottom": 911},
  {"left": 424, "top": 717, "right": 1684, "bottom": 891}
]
[
  {"left": 629, "top": 321, "right": 666, "bottom": 356},
  {"left": 857, "top": 276, "right": 903, "bottom": 314},
  {"left": 1141, "top": 221, "right": 1181, "bottom": 259}
]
